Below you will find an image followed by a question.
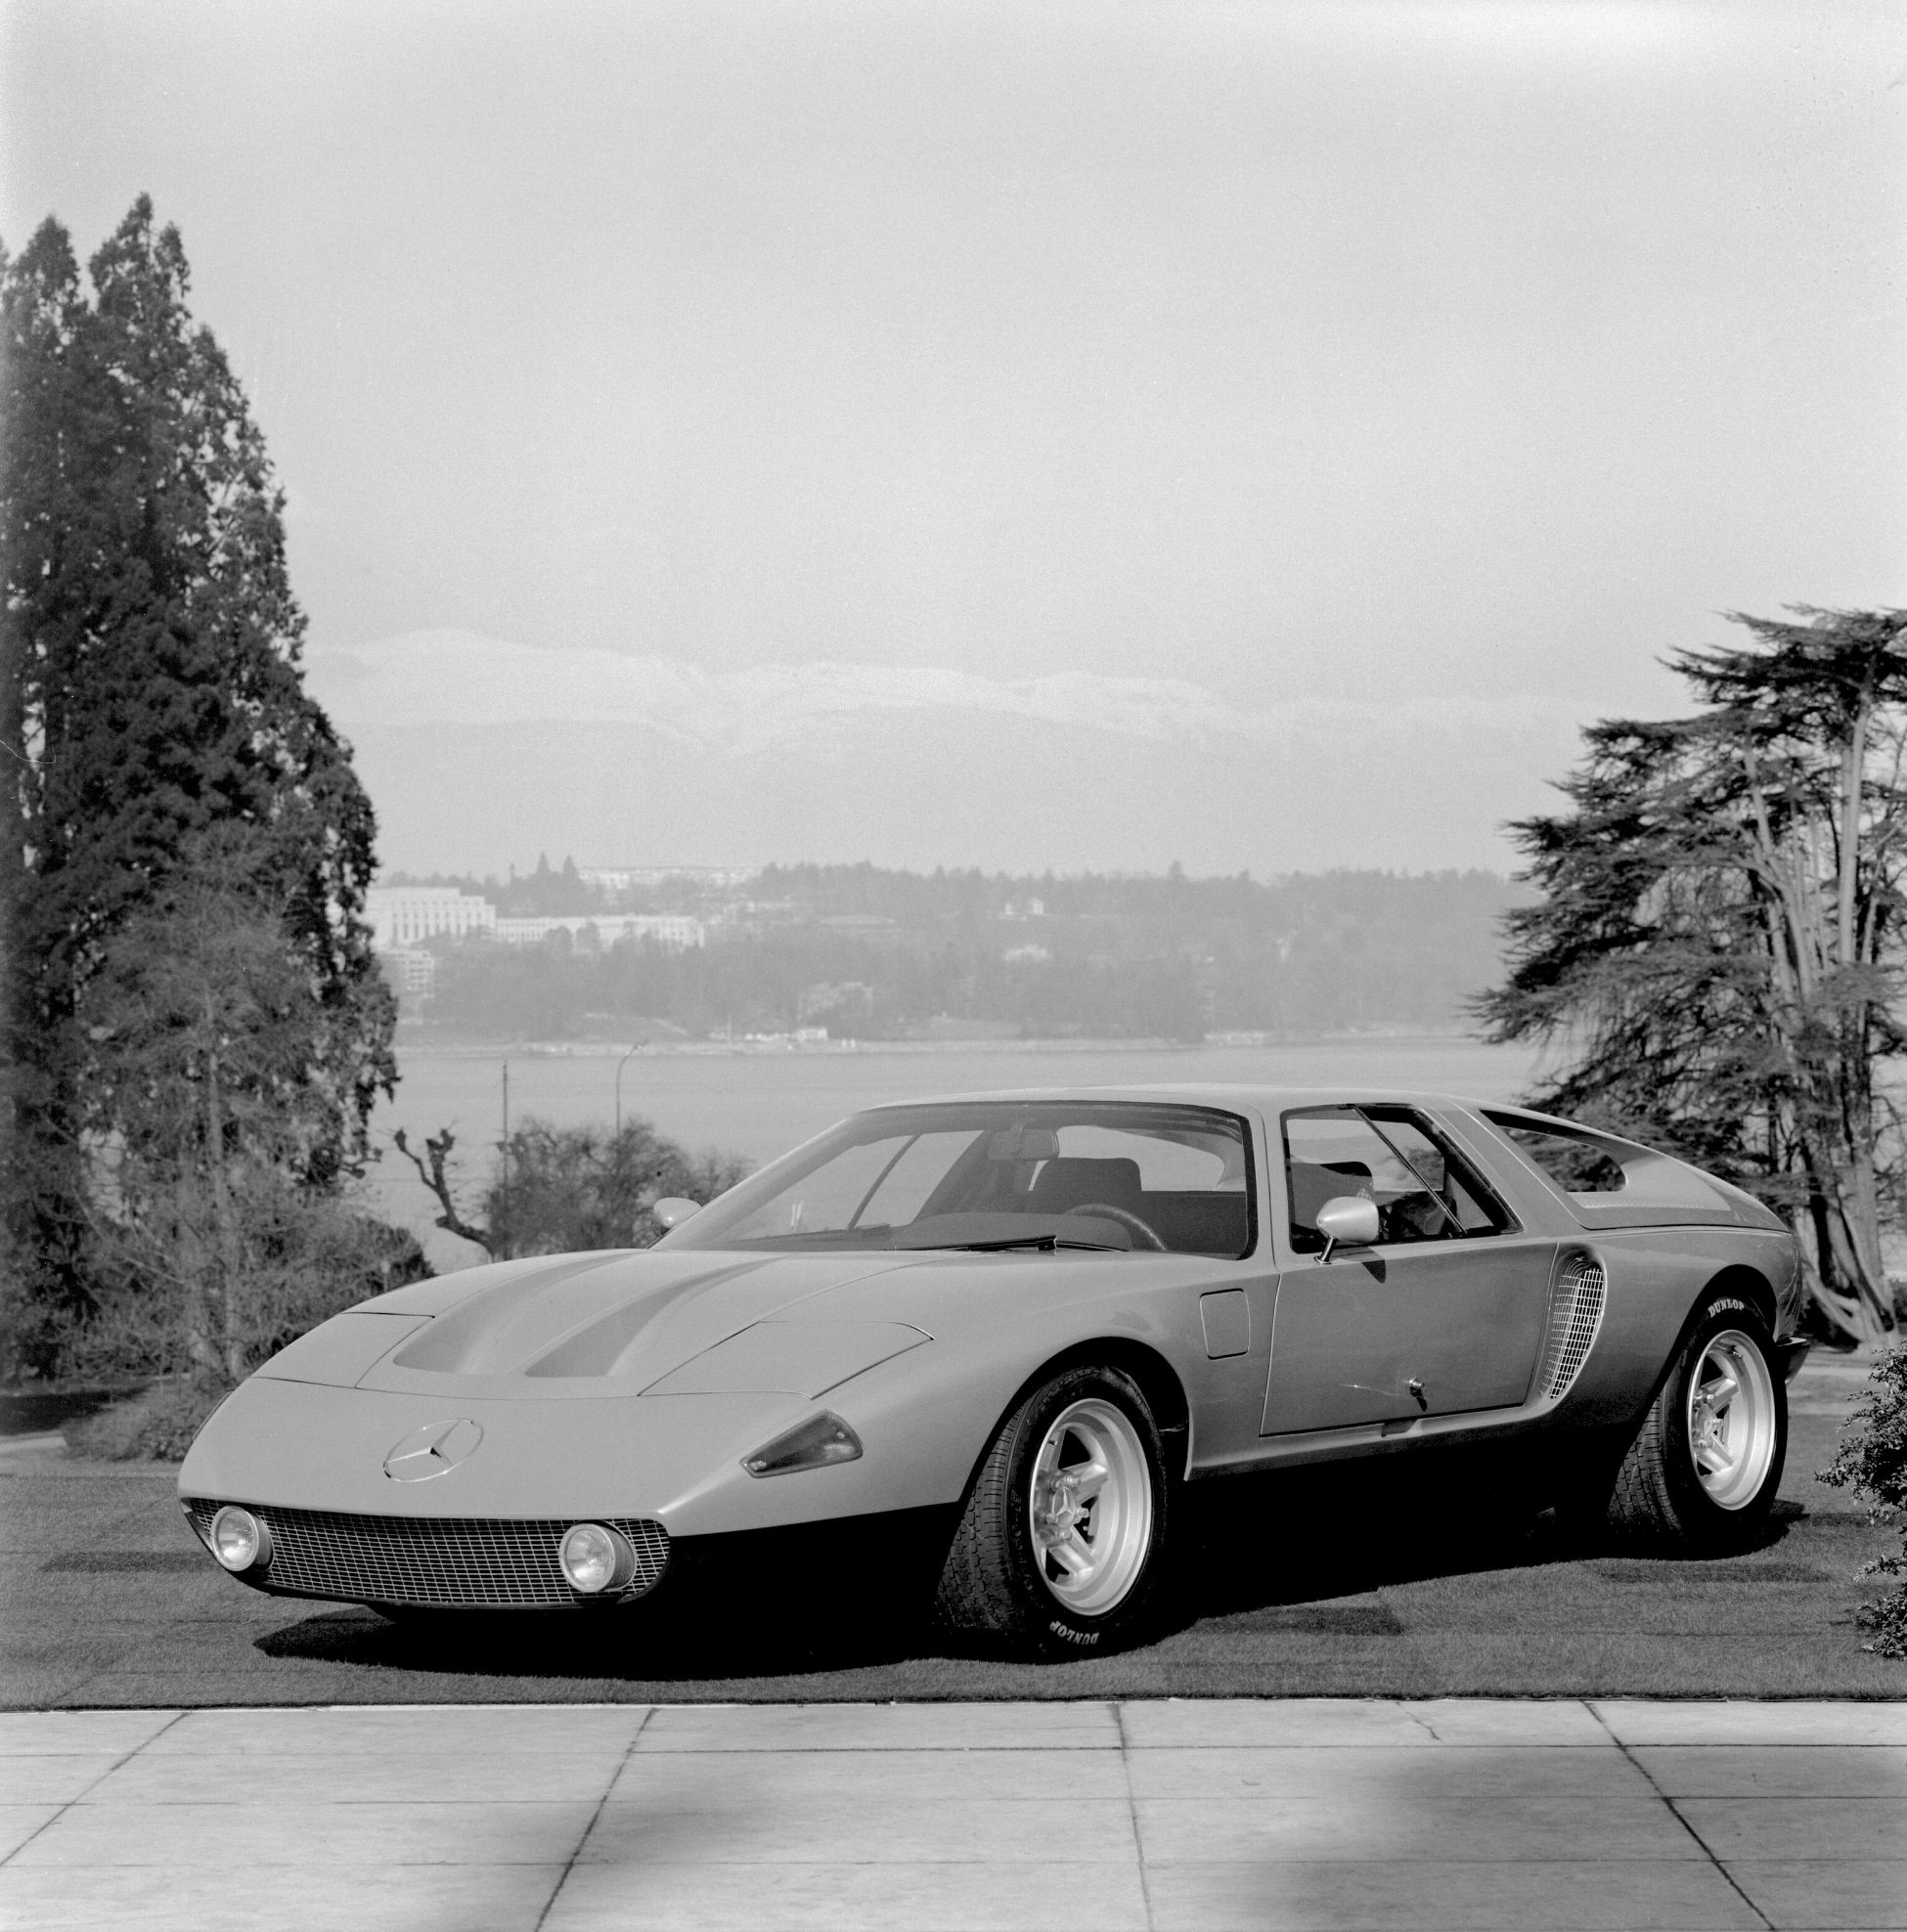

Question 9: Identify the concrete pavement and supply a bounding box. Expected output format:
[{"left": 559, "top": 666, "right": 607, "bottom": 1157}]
[{"left": 1, "top": 1698, "right": 1901, "bottom": 1930}]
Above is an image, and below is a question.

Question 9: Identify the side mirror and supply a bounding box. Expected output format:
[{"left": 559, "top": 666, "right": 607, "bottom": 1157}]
[
  {"left": 651, "top": 1197, "right": 701, "bottom": 1231},
  {"left": 1314, "top": 1195, "right": 1380, "bottom": 1263}
]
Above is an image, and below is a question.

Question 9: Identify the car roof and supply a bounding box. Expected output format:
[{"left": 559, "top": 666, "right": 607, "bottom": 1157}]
[{"left": 845, "top": 1084, "right": 1497, "bottom": 1117}]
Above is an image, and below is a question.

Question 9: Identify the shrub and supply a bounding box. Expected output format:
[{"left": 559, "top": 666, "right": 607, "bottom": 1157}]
[
  {"left": 65, "top": 1186, "right": 429, "bottom": 1384},
  {"left": 1821, "top": 1343, "right": 1907, "bottom": 1658},
  {"left": 37, "top": 1192, "right": 428, "bottom": 1464},
  {"left": 484, "top": 1118, "right": 750, "bottom": 1257},
  {"left": 64, "top": 1377, "right": 230, "bottom": 1463}
]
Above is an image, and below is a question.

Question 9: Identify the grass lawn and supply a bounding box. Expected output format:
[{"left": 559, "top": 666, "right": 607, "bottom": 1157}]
[{"left": 3, "top": 1395, "right": 1899, "bottom": 1708}]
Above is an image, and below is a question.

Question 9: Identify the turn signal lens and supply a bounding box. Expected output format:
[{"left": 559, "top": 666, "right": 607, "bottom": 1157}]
[
  {"left": 742, "top": 1411, "right": 864, "bottom": 1478},
  {"left": 559, "top": 1522, "right": 636, "bottom": 1595},
  {"left": 209, "top": 1506, "right": 272, "bottom": 1573}
]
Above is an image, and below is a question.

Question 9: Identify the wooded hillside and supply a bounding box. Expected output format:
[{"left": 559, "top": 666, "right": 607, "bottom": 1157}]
[{"left": 397, "top": 863, "right": 1526, "bottom": 1042}]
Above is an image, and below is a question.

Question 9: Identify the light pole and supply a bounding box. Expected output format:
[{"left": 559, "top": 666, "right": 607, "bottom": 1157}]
[{"left": 614, "top": 1040, "right": 645, "bottom": 1136}]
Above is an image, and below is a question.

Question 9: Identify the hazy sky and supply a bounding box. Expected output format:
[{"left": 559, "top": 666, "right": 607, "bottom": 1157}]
[{"left": 4, "top": 0, "right": 1904, "bottom": 871}]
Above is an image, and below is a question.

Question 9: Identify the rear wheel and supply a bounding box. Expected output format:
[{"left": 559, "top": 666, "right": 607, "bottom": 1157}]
[
  {"left": 935, "top": 1363, "right": 1172, "bottom": 1657},
  {"left": 1606, "top": 1295, "right": 1787, "bottom": 1553}
]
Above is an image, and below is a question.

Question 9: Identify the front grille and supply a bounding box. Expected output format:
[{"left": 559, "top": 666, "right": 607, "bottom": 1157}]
[
  {"left": 1541, "top": 1251, "right": 1607, "bottom": 1401},
  {"left": 183, "top": 1499, "right": 668, "bottom": 1607}
]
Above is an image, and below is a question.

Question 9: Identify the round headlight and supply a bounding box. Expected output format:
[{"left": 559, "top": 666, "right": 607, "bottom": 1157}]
[
  {"left": 209, "top": 1506, "right": 272, "bottom": 1573},
  {"left": 559, "top": 1522, "right": 635, "bottom": 1595}
]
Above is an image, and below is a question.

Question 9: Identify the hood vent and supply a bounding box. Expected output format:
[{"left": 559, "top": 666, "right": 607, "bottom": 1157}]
[{"left": 391, "top": 1255, "right": 631, "bottom": 1376}]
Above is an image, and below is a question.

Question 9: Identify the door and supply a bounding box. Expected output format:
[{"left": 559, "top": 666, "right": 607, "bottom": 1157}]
[{"left": 1262, "top": 1105, "right": 1555, "bottom": 1434}]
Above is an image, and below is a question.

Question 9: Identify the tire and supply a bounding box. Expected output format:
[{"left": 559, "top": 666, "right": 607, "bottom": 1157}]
[
  {"left": 1605, "top": 1293, "right": 1788, "bottom": 1554},
  {"left": 934, "top": 1363, "right": 1172, "bottom": 1658}
]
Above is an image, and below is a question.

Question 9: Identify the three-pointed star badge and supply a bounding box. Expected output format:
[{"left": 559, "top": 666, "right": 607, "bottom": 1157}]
[{"left": 381, "top": 1418, "right": 484, "bottom": 1481}]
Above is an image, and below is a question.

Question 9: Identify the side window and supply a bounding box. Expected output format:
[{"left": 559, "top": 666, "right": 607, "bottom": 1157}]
[
  {"left": 1486, "top": 1117, "right": 1625, "bottom": 1193},
  {"left": 1364, "top": 1110, "right": 1511, "bottom": 1237},
  {"left": 1284, "top": 1108, "right": 1510, "bottom": 1252},
  {"left": 1482, "top": 1110, "right": 1726, "bottom": 1210}
]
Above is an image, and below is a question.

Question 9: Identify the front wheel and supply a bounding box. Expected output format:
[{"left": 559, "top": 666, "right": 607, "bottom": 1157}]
[
  {"left": 1606, "top": 1295, "right": 1787, "bottom": 1554},
  {"left": 935, "top": 1364, "right": 1172, "bottom": 1657}
]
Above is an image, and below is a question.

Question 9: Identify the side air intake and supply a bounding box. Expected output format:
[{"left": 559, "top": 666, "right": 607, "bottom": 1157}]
[{"left": 1540, "top": 1251, "right": 1607, "bottom": 1401}]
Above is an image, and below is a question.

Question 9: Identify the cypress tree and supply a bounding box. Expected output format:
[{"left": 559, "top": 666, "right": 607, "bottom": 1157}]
[
  {"left": 1, "top": 198, "right": 395, "bottom": 1370},
  {"left": 1478, "top": 606, "right": 1907, "bottom": 1344}
]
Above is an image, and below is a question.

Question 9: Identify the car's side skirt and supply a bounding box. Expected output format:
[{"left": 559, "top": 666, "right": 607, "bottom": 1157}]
[{"left": 1188, "top": 1399, "right": 1569, "bottom": 1477}]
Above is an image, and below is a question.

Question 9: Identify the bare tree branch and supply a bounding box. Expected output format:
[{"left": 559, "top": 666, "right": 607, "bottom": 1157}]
[{"left": 392, "top": 1126, "right": 492, "bottom": 1253}]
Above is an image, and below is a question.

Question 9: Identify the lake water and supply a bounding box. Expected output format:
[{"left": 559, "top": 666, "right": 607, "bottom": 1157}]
[{"left": 366, "top": 1035, "right": 1543, "bottom": 1263}]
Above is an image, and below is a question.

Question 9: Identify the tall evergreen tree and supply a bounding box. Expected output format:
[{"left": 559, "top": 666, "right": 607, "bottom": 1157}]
[
  {"left": 0, "top": 198, "right": 394, "bottom": 1369},
  {"left": 1479, "top": 606, "right": 1907, "bottom": 1343}
]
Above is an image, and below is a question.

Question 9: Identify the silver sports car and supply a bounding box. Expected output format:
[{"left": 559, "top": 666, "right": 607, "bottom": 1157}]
[{"left": 180, "top": 1087, "right": 1807, "bottom": 1656}]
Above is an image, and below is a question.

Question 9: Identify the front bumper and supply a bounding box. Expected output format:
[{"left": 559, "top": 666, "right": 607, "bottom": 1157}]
[{"left": 181, "top": 1496, "right": 669, "bottom": 1608}]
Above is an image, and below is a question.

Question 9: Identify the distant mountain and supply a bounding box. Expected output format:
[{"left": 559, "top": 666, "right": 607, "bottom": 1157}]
[{"left": 305, "top": 629, "right": 1594, "bottom": 876}]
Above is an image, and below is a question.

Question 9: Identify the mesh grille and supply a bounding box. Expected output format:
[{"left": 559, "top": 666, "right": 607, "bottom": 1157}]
[
  {"left": 1541, "top": 1252, "right": 1607, "bottom": 1400},
  {"left": 183, "top": 1498, "right": 668, "bottom": 1607}
]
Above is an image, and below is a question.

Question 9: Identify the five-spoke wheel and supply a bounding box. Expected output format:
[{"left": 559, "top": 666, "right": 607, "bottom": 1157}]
[
  {"left": 936, "top": 1363, "right": 1172, "bottom": 1656},
  {"left": 1685, "top": 1329, "right": 1779, "bottom": 1512},
  {"left": 1606, "top": 1293, "right": 1788, "bottom": 1553},
  {"left": 1026, "top": 1396, "right": 1154, "bottom": 1616}
]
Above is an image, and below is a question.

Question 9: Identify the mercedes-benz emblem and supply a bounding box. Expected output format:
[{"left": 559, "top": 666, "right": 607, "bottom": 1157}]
[{"left": 382, "top": 1418, "right": 483, "bottom": 1481}]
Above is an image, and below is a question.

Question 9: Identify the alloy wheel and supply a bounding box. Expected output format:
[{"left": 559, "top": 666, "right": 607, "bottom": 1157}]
[
  {"left": 1025, "top": 1396, "right": 1153, "bottom": 1615},
  {"left": 1685, "top": 1329, "right": 1777, "bottom": 1511}
]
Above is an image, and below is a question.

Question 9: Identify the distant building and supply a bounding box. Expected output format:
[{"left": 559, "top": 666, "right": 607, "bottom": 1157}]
[
  {"left": 366, "top": 886, "right": 496, "bottom": 948},
  {"left": 379, "top": 947, "right": 438, "bottom": 998},
  {"left": 580, "top": 864, "right": 755, "bottom": 891},
  {"left": 818, "top": 913, "right": 898, "bottom": 933},
  {"left": 494, "top": 915, "right": 564, "bottom": 944},
  {"left": 799, "top": 980, "right": 872, "bottom": 1024},
  {"left": 612, "top": 914, "right": 705, "bottom": 948},
  {"left": 493, "top": 913, "right": 706, "bottom": 948}
]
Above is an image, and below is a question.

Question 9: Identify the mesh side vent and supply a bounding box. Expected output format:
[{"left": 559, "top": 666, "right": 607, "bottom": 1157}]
[
  {"left": 181, "top": 1499, "right": 668, "bottom": 1607},
  {"left": 1542, "top": 1252, "right": 1607, "bottom": 1400}
]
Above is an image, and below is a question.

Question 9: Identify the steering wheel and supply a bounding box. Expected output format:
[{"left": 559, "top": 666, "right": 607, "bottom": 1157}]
[{"left": 1062, "top": 1203, "right": 1167, "bottom": 1251}]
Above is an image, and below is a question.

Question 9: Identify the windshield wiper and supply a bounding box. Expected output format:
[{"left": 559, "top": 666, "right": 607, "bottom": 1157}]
[{"left": 939, "top": 1233, "right": 1124, "bottom": 1252}]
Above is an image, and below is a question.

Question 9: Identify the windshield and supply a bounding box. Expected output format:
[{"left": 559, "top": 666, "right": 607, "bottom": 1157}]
[{"left": 661, "top": 1100, "right": 1256, "bottom": 1256}]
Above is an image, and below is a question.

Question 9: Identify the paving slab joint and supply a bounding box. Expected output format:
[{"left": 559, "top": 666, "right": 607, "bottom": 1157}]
[
  {"left": 1586, "top": 1701, "right": 1776, "bottom": 1930},
  {"left": 1113, "top": 1700, "right": 1159, "bottom": 1932},
  {"left": 529, "top": 1706, "right": 652, "bottom": 1931},
  {"left": 0, "top": 1707, "right": 189, "bottom": 1869}
]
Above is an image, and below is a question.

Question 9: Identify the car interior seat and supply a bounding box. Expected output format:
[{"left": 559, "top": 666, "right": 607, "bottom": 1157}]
[{"left": 1027, "top": 1157, "right": 1144, "bottom": 1214}]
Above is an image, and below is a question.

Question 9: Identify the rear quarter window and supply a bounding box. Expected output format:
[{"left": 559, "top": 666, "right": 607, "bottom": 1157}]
[
  {"left": 1489, "top": 1120, "right": 1626, "bottom": 1192},
  {"left": 1484, "top": 1110, "right": 1730, "bottom": 1212}
]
